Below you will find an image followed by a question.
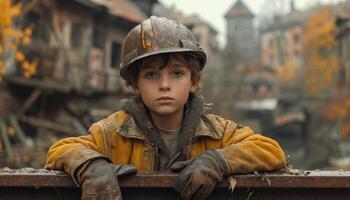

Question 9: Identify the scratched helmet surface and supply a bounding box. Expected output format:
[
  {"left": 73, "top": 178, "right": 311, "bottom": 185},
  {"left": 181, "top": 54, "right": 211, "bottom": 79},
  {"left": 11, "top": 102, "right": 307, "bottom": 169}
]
[{"left": 120, "top": 16, "right": 207, "bottom": 81}]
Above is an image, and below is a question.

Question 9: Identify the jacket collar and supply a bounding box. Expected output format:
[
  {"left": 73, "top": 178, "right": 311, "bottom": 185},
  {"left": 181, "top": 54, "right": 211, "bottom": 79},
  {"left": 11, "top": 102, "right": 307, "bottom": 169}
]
[
  {"left": 193, "top": 115, "right": 222, "bottom": 140},
  {"left": 117, "top": 113, "right": 222, "bottom": 141}
]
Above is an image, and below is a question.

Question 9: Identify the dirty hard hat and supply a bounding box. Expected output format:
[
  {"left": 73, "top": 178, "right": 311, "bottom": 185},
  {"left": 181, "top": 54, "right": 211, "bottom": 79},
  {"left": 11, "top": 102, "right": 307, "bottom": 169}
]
[{"left": 120, "top": 16, "right": 207, "bottom": 81}]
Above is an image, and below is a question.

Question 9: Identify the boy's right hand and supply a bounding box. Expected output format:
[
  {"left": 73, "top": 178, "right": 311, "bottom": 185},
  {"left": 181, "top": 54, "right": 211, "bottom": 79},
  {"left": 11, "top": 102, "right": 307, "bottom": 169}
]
[{"left": 76, "top": 159, "right": 137, "bottom": 200}]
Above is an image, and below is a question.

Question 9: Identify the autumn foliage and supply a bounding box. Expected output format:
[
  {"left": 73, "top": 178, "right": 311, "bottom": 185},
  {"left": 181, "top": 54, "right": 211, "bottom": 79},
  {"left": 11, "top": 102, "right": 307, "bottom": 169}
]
[
  {"left": 0, "top": 0, "right": 37, "bottom": 78},
  {"left": 303, "top": 6, "right": 338, "bottom": 95},
  {"left": 303, "top": 6, "right": 350, "bottom": 139}
]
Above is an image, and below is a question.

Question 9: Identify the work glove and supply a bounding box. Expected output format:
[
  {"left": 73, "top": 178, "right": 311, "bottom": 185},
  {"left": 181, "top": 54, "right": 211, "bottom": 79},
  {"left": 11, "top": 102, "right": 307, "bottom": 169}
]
[
  {"left": 76, "top": 159, "right": 137, "bottom": 200},
  {"left": 170, "top": 149, "right": 229, "bottom": 200}
]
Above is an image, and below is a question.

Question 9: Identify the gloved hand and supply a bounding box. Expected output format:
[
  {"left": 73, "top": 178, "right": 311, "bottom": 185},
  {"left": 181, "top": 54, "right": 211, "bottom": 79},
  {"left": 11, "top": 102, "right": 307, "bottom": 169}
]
[
  {"left": 76, "top": 159, "right": 137, "bottom": 200},
  {"left": 170, "top": 149, "right": 229, "bottom": 200}
]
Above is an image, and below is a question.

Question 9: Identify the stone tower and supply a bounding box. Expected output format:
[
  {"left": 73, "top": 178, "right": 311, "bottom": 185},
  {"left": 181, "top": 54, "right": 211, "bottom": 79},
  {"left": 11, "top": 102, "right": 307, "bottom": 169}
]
[{"left": 225, "top": 0, "right": 255, "bottom": 65}]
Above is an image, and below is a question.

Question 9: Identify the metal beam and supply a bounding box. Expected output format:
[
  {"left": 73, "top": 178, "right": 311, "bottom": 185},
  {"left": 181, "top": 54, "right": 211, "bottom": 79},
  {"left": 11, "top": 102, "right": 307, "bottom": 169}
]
[
  {"left": 19, "top": 116, "right": 81, "bottom": 136},
  {"left": 0, "top": 120, "right": 12, "bottom": 157},
  {"left": 17, "top": 88, "right": 42, "bottom": 116},
  {"left": 1, "top": 169, "right": 350, "bottom": 199}
]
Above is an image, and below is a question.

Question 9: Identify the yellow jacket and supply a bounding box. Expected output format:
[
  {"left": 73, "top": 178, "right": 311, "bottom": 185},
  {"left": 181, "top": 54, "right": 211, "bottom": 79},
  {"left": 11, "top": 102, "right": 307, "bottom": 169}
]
[{"left": 45, "top": 111, "right": 286, "bottom": 181}]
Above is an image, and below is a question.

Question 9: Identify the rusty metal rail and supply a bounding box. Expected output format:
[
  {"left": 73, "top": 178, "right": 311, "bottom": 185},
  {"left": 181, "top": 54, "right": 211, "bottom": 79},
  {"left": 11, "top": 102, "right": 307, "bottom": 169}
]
[{"left": 1, "top": 168, "right": 350, "bottom": 199}]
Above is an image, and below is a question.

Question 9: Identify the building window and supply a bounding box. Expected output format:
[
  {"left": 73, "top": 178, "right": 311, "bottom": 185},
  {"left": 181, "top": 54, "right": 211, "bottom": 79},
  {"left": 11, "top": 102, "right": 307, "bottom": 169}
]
[
  {"left": 25, "top": 12, "right": 49, "bottom": 42},
  {"left": 111, "top": 42, "right": 122, "bottom": 69},
  {"left": 93, "top": 25, "right": 104, "bottom": 49},
  {"left": 234, "top": 20, "right": 244, "bottom": 31},
  {"left": 71, "top": 22, "right": 84, "bottom": 48},
  {"left": 269, "top": 39, "right": 274, "bottom": 48},
  {"left": 294, "top": 34, "right": 300, "bottom": 44},
  {"left": 347, "top": 36, "right": 350, "bottom": 61}
]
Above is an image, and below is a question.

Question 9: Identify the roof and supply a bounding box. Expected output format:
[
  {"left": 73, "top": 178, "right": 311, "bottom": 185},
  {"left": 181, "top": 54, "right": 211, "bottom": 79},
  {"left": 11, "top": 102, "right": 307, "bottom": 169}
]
[
  {"left": 336, "top": 14, "right": 350, "bottom": 25},
  {"left": 180, "top": 15, "right": 218, "bottom": 35},
  {"left": 76, "top": 0, "right": 146, "bottom": 23},
  {"left": 261, "top": 11, "right": 305, "bottom": 32},
  {"left": 261, "top": 4, "right": 322, "bottom": 33},
  {"left": 335, "top": 14, "right": 350, "bottom": 38},
  {"left": 225, "top": 0, "right": 254, "bottom": 18},
  {"left": 108, "top": 0, "right": 146, "bottom": 23},
  {"left": 334, "top": 0, "right": 350, "bottom": 17}
]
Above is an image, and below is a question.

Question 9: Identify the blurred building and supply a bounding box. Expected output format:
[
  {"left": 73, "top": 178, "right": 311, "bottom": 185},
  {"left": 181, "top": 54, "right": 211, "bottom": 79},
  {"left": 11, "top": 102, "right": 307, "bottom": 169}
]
[
  {"left": 260, "top": 2, "right": 307, "bottom": 71},
  {"left": 331, "top": 6, "right": 350, "bottom": 140},
  {"left": 221, "top": 0, "right": 259, "bottom": 115},
  {"left": 131, "top": 0, "right": 158, "bottom": 16},
  {"left": 1, "top": 0, "right": 158, "bottom": 168},
  {"left": 335, "top": 12, "right": 350, "bottom": 90},
  {"left": 239, "top": 65, "right": 278, "bottom": 99},
  {"left": 225, "top": 0, "right": 257, "bottom": 66},
  {"left": 16, "top": 0, "right": 156, "bottom": 94},
  {"left": 261, "top": 1, "right": 350, "bottom": 76}
]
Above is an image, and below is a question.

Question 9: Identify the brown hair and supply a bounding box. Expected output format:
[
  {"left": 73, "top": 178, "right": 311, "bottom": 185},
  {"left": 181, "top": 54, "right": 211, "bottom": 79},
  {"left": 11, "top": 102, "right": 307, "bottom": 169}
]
[{"left": 124, "top": 53, "right": 202, "bottom": 90}]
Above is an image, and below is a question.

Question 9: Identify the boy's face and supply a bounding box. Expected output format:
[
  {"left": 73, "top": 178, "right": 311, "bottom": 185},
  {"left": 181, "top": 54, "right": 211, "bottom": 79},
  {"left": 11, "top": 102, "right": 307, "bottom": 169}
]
[{"left": 134, "top": 54, "right": 195, "bottom": 116}]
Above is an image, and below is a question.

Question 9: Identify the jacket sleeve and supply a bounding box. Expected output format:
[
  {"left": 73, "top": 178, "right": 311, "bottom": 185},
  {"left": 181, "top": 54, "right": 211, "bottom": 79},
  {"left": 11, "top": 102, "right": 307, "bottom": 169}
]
[
  {"left": 209, "top": 115, "right": 287, "bottom": 174},
  {"left": 45, "top": 123, "right": 110, "bottom": 183}
]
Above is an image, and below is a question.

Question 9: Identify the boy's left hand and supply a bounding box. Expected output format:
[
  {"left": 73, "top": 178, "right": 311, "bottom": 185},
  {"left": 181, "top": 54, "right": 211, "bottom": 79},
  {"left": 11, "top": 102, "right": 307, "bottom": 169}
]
[{"left": 170, "top": 149, "right": 229, "bottom": 200}]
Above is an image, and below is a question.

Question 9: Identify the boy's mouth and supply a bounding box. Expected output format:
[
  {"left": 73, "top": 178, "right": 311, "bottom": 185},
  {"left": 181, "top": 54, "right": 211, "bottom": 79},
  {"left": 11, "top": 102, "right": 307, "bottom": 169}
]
[{"left": 156, "top": 96, "right": 175, "bottom": 101}]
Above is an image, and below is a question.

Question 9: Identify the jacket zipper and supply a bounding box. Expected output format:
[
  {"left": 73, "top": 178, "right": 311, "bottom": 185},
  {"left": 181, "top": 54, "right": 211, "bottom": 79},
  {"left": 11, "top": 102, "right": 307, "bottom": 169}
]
[{"left": 153, "top": 146, "right": 160, "bottom": 170}]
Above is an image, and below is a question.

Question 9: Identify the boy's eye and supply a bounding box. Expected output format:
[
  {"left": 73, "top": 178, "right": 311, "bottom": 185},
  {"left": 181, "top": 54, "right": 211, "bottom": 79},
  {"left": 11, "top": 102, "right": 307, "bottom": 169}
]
[
  {"left": 144, "top": 71, "right": 157, "bottom": 79},
  {"left": 173, "top": 70, "right": 184, "bottom": 78}
]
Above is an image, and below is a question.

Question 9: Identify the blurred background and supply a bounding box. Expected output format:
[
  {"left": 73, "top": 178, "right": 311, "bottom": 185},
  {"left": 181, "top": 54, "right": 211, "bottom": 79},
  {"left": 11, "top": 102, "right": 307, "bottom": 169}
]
[{"left": 0, "top": 0, "right": 349, "bottom": 170}]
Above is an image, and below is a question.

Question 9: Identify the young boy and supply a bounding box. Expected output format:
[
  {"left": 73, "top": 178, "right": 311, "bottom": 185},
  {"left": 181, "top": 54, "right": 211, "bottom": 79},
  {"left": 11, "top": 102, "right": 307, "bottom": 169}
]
[{"left": 45, "top": 16, "right": 286, "bottom": 200}]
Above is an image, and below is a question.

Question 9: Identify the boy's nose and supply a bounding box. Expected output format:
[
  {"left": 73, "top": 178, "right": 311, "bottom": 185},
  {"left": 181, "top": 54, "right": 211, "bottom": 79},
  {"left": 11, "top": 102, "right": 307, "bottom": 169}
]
[{"left": 159, "top": 74, "right": 170, "bottom": 91}]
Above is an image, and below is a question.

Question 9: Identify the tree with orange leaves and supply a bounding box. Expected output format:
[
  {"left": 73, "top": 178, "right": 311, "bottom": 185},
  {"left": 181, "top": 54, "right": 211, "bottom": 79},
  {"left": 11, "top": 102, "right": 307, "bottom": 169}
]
[
  {"left": 0, "top": 0, "right": 37, "bottom": 80},
  {"left": 303, "top": 6, "right": 350, "bottom": 140},
  {"left": 303, "top": 6, "right": 338, "bottom": 95}
]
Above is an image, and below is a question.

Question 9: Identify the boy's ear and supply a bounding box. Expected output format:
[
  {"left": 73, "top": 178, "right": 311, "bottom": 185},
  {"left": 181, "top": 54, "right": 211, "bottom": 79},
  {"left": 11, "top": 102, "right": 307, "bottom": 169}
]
[
  {"left": 131, "top": 83, "right": 139, "bottom": 94},
  {"left": 190, "top": 81, "right": 198, "bottom": 92},
  {"left": 190, "top": 86, "right": 197, "bottom": 92}
]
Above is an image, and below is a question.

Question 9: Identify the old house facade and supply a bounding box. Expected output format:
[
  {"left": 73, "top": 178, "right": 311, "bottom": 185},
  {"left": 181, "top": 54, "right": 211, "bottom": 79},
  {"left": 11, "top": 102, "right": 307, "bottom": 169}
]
[
  {"left": 335, "top": 13, "right": 350, "bottom": 89},
  {"left": 260, "top": 10, "right": 305, "bottom": 71},
  {"left": 0, "top": 0, "right": 158, "bottom": 167},
  {"left": 260, "top": 1, "right": 350, "bottom": 91},
  {"left": 20, "top": 0, "right": 149, "bottom": 93}
]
